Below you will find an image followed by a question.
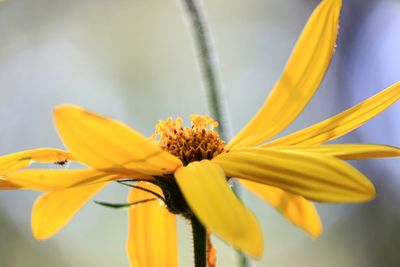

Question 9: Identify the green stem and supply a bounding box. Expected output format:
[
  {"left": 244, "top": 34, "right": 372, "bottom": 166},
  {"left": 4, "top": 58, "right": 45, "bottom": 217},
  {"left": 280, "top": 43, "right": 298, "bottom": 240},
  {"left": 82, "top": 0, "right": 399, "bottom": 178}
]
[
  {"left": 237, "top": 251, "right": 249, "bottom": 267},
  {"left": 180, "top": 1, "right": 248, "bottom": 266},
  {"left": 180, "top": 0, "right": 227, "bottom": 140},
  {"left": 191, "top": 215, "right": 207, "bottom": 267}
]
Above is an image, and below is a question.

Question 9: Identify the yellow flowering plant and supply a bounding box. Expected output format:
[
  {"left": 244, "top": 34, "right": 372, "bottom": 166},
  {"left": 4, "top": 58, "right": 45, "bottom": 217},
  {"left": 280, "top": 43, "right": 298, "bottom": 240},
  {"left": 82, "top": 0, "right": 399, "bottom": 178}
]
[{"left": 1, "top": 0, "right": 399, "bottom": 266}]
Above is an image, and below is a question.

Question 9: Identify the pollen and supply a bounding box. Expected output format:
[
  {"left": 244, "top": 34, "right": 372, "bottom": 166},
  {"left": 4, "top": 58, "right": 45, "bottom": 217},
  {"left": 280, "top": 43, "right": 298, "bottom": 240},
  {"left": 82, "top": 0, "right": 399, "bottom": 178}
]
[{"left": 152, "top": 115, "right": 225, "bottom": 165}]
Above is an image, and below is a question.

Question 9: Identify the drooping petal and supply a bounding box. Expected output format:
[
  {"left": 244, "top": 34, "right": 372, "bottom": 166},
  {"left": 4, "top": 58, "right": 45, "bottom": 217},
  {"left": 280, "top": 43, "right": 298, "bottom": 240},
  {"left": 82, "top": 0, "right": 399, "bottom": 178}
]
[
  {"left": 32, "top": 182, "right": 108, "bottom": 240},
  {"left": 127, "top": 182, "right": 177, "bottom": 267},
  {"left": 175, "top": 160, "right": 263, "bottom": 257},
  {"left": 53, "top": 105, "right": 182, "bottom": 175},
  {"left": 0, "top": 178, "right": 21, "bottom": 190},
  {"left": 0, "top": 148, "right": 75, "bottom": 174},
  {"left": 213, "top": 148, "right": 375, "bottom": 202},
  {"left": 240, "top": 180, "right": 321, "bottom": 237},
  {"left": 5, "top": 169, "right": 129, "bottom": 191},
  {"left": 273, "top": 144, "right": 400, "bottom": 160},
  {"left": 228, "top": 0, "right": 342, "bottom": 149},
  {"left": 265, "top": 82, "right": 400, "bottom": 147}
]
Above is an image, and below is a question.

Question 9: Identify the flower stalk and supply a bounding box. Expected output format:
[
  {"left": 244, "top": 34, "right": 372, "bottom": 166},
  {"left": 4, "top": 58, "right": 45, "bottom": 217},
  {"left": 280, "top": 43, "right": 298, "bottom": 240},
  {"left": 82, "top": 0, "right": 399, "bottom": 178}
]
[
  {"left": 191, "top": 215, "right": 207, "bottom": 267},
  {"left": 179, "top": 0, "right": 227, "bottom": 140},
  {"left": 180, "top": 0, "right": 248, "bottom": 265}
]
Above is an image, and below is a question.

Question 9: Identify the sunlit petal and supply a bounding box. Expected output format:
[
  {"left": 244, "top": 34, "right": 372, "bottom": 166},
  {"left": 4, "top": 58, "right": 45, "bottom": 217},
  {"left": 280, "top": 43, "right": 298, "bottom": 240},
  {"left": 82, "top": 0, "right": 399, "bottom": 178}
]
[
  {"left": 127, "top": 182, "right": 177, "bottom": 267},
  {"left": 273, "top": 144, "right": 400, "bottom": 160},
  {"left": 5, "top": 169, "right": 128, "bottom": 191},
  {"left": 228, "top": 0, "right": 342, "bottom": 148},
  {"left": 213, "top": 148, "right": 375, "bottom": 202},
  {"left": 0, "top": 148, "right": 75, "bottom": 174},
  {"left": 240, "top": 180, "right": 321, "bottom": 237},
  {"left": 175, "top": 160, "right": 263, "bottom": 257},
  {"left": 265, "top": 82, "right": 400, "bottom": 147},
  {"left": 53, "top": 105, "right": 182, "bottom": 175},
  {"left": 32, "top": 182, "right": 108, "bottom": 240}
]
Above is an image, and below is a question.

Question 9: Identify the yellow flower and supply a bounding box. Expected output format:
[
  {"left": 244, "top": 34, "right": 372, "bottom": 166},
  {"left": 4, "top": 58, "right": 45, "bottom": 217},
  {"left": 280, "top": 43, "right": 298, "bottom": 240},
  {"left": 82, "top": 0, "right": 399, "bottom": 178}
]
[{"left": 1, "top": 0, "right": 400, "bottom": 265}]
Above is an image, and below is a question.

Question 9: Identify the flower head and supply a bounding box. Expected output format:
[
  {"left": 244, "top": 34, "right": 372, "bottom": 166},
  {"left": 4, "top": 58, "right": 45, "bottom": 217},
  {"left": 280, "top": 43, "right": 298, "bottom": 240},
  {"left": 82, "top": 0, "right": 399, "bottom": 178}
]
[
  {"left": 153, "top": 115, "right": 225, "bottom": 165},
  {"left": 1, "top": 0, "right": 400, "bottom": 265}
]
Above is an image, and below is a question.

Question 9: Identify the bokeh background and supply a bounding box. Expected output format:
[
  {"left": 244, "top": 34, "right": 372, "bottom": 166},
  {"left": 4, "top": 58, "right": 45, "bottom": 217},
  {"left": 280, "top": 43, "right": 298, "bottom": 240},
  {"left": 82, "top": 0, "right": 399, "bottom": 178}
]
[{"left": 1, "top": 0, "right": 399, "bottom": 266}]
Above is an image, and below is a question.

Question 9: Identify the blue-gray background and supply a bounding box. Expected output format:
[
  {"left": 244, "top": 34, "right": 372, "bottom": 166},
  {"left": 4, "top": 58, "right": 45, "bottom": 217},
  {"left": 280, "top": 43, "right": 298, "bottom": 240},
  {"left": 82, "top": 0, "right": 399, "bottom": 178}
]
[{"left": 0, "top": 0, "right": 399, "bottom": 266}]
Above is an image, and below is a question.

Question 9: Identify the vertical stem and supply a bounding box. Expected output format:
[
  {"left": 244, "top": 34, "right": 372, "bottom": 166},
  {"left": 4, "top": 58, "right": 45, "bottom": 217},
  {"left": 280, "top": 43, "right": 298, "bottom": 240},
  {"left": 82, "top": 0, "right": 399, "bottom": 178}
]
[
  {"left": 180, "top": 0, "right": 227, "bottom": 140},
  {"left": 180, "top": 0, "right": 248, "bottom": 266},
  {"left": 191, "top": 215, "right": 207, "bottom": 267},
  {"left": 237, "top": 252, "right": 249, "bottom": 267}
]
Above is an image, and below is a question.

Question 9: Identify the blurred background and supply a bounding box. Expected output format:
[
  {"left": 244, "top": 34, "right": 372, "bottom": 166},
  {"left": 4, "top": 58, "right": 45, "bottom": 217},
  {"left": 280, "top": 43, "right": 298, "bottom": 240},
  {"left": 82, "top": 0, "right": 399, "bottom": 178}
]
[{"left": 1, "top": 0, "right": 399, "bottom": 266}]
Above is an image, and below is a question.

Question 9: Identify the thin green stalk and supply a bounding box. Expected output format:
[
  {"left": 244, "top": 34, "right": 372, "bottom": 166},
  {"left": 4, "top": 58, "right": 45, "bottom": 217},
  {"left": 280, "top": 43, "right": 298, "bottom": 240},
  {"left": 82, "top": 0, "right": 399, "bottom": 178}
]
[
  {"left": 191, "top": 216, "right": 207, "bottom": 267},
  {"left": 179, "top": 0, "right": 248, "bottom": 266},
  {"left": 180, "top": 0, "right": 227, "bottom": 140}
]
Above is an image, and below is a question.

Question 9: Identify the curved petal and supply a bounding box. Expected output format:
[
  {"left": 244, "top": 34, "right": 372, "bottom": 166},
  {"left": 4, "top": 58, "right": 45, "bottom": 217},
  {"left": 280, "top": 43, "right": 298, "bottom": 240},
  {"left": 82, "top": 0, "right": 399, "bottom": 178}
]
[
  {"left": 273, "top": 144, "right": 400, "bottom": 160},
  {"left": 5, "top": 169, "right": 131, "bottom": 191},
  {"left": 213, "top": 148, "right": 375, "bottom": 203},
  {"left": 265, "top": 82, "right": 400, "bottom": 147},
  {"left": 0, "top": 178, "right": 21, "bottom": 190},
  {"left": 32, "top": 182, "right": 108, "bottom": 240},
  {"left": 127, "top": 182, "right": 177, "bottom": 267},
  {"left": 228, "top": 0, "right": 342, "bottom": 149},
  {"left": 0, "top": 148, "right": 75, "bottom": 174},
  {"left": 175, "top": 160, "right": 263, "bottom": 257},
  {"left": 240, "top": 180, "right": 321, "bottom": 237},
  {"left": 53, "top": 105, "right": 182, "bottom": 176}
]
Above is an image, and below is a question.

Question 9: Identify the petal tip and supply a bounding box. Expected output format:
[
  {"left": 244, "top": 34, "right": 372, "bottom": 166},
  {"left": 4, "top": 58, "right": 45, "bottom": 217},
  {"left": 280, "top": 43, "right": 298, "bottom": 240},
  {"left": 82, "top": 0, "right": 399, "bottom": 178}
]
[
  {"left": 53, "top": 104, "right": 81, "bottom": 117},
  {"left": 237, "top": 217, "right": 265, "bottom": 258},
  {"left": 359, "top": 174, "right": 377, "bottom": 200},
  {"left": 31, "top": 214, "right": 52, "bottom": 241},
  {"left": 355, "top": 179, "right": 376, "bottom": 202},
  {"left": 365, "top": 182, "right": 377, "bottom": 201},
  {"left": 31, "top": 227, "right": 50, "bottom": 241},
  {"left": 249, "top": 237, "right": 264, "bottom": 259},
  {"left": 310, "top": 226, "right": 323, "bottom": 239}
]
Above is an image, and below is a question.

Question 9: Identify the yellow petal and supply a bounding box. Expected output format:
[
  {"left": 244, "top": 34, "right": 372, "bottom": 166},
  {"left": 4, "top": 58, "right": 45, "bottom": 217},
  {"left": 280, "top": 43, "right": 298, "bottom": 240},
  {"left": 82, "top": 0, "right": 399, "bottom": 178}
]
[
  {"left": 175, "top": 160, "right": 263, "bottom": 257},
  {"left": 265, "top": 82, "right": 400, "bottom": 147},
  {"left": 0, "top": 178, "right": 21, "bottom": 190},
  {"left": 0, "top": 148, "right": 75, "bottom": 174},
  {"left": 240, "top": 180, "right": 321, "bottom": 237},
  {"left": 53, "top": 104, "right": 182, "bottom": 175},
  {"left": 32, "top": 182, "right": 108, "bottom": 240},
  {"left": 5, "top": 169, "right": 126, "bottom": 191},
  {"left": 213, "top": 148, "right": 375, "bottom": 202},
  {"left": 273, "top": 144, "right": 400, "bottom": 160},
  {"left": 228, "top": 0, "right": 342, "bottom": 149},
  {"left": 127, "top": 182, "right": 177, "bottom": 267}
]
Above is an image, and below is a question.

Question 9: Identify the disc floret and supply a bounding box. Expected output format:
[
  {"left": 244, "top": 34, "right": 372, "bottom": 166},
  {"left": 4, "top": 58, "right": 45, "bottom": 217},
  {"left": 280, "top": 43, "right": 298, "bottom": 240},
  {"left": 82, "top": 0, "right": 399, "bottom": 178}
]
[{"left": 153, "top": 115, "right": 225, "bottom": 165}]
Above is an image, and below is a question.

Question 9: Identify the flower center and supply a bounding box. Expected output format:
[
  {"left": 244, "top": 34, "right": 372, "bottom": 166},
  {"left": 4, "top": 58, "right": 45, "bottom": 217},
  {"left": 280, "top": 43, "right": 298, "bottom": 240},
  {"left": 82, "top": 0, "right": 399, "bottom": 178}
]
[{"left": 152, "top": 115, "right": 225, "bottom": 165}]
